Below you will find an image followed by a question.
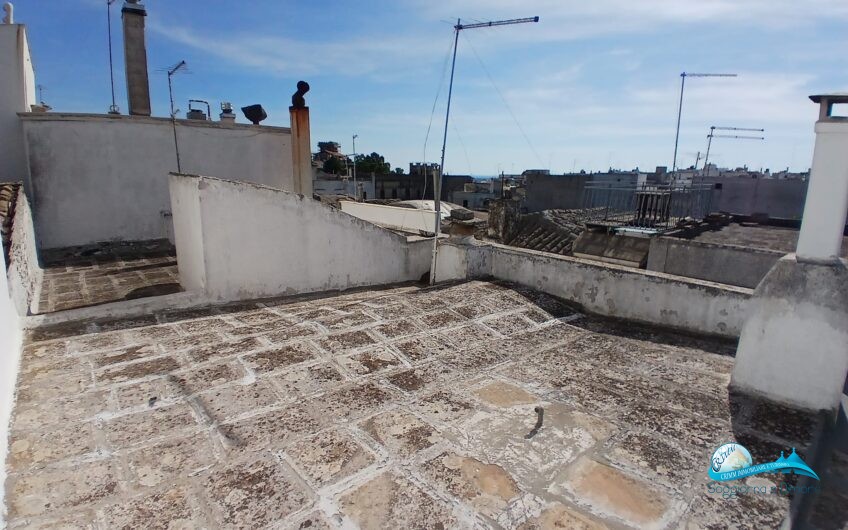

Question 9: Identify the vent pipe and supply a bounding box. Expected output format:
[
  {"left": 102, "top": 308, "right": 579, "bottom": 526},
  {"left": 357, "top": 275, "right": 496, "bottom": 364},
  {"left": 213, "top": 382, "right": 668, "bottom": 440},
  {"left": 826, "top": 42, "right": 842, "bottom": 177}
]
[{"left": 121, "top": 0, "right": 151, "bottom": 116}]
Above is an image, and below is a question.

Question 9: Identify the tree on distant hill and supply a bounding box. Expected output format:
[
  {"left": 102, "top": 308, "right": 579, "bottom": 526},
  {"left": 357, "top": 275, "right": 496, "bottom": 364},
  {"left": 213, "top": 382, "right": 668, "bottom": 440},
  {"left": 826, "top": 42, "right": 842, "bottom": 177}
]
[
  {"left": 354, "top": 152, "right": 391, "bottom": 174},
  {"left": 323, "top": 157, "right": 347, "bottom": 175},
  {"left": 394, "top": 167, "right": 404, "bottom": 174}
]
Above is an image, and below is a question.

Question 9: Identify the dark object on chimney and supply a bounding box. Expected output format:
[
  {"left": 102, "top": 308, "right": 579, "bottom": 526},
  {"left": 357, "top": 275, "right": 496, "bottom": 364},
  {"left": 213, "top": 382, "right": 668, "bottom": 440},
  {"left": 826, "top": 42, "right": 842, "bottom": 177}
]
[
  {"left": 241, "top": 104, "right": 267, "bottom": 125},
  {"left": 291, "top": 80, "right": 310, "bottom": 109}
]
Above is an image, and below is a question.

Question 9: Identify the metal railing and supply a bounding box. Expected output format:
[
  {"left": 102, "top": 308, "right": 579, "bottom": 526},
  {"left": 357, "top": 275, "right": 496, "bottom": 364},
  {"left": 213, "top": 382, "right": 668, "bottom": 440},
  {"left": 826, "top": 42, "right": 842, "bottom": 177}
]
[{"left": 580, "top": 183, "right": 713, "bottom": 233}]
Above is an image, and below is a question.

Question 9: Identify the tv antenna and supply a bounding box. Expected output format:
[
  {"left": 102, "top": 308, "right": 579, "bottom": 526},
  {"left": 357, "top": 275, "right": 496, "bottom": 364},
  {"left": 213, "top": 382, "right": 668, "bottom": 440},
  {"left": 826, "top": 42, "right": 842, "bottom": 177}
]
[
  {"left": 106, "top": 0, "right": 119, "bottom": 114},
  {"left": 671, "top": 72, "right": 737, "bottom": 183},
  {"left": 165, "top": 60, "right": 187, "bottom": 172},
  {"left": 430, "top": 15, "right": 539, "bottom": 285},
  {"left": 702, "top": 126, "right": 765, "bottom": 172}
]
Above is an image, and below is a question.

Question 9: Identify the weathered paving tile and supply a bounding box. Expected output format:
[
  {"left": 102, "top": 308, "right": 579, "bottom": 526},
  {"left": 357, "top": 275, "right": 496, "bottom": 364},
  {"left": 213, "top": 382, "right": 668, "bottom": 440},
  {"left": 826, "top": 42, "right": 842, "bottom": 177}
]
[
  {"left": 421, "top": 309, "right": 467, "bottom": 329},
  {"left": 7, "top": 459, "right": 123, "bottom": 518},
  {"left": 314, "top": 329, "right": 378, "bottom": 353},
  {"left": 622, "top": 403, "right": 732, "bottom": 450},
  {"left": 201, "top": 456, "right": 310, "bottom": 528},
  {"left": 391, "top": 334, "right": 453, "bottom": 363},
  {"left": 8, "top": 422, "right": 97, "bottom": 471},
  {"left": 481, "top": 313, "right": 537, "bottom": 337},
  {"left": 242, "top": 342, "right": 317, "bottom": 374},
  {"left": 7, "top": 509, "right": 98, "bottom": 529},
  {"left": 196, "top": 381, "right": 280, "bottom": 422},
  {"left": 602, "top": 431, "right": 701, "bottom": 491},
  {"left": 96, "top": 356, "right": 180, "bottom": 385},
  {"left": 112, "top": 377, "right": 182, "bottom": 410},
  {"left": 232, "top": 308, "right": 289, "bottom": 326},
  {"left": 219, "top": 403, "right": 323, "bottom": 453},
  {"left": 170, "top": 362, "right": 243, "bottom": 394},
  {"left": 454, "top": 301, "right": 498, "bottom": 319},
  {"left": 681, "top": 487, "right": 789, "bottom": 530},
  {"left": 92, "top": 344, "right": 157, "bottom": 368},
  {"left": 473, "top": 381, "right": 536, "bottom": 408},
  {"left": 104, "top": 403, "right": 198, "bottom": 448},
  {"left": 371, "top": 319, "right": 421, "bottom": 340},
  {"left": 314, "top": 382, "right": 395, "bottom": 421},
  {"left": 556, "top": 458, "right": 680, "bottom": 528},
  {"left": 263, "top": 323, "right": 320, "bottom": 344},
  {"left": 10, "top": 390, "right": 108, "bottom": 431},
  {"left": 127, "top": 432, "right": 216, "bottom": 487},
  {"left": 286, "top": 428, "right": 376, "bottom": 488},
  {"left": 273, "top": 362, "right": 346, "bottom": 398},
  {"left": 184, "top": 337, "right": 263, "bottom": 363},
  {"left": 339, "top": 471, "right": 457, "bottom": 528},
  {"left": 360, "top": 408, "right": 442, "bottom": 457},
  {"left": 517, "top": 502, "right": 608, "bottom": 530},
  {"left": 125, "top": 325, "right": 180, "bottom": 343},
  {"left": 100, "top": 487, "right": 205, "bottom": 529},
  {"left": 70, "top": 333, "right": 128, "bottom": 354},
  {"left": 442, "top": 345, "right": 509, "bottom": 371},
  {"left": 317, "top": 309, "right": 377, "bottom": 331},
  {"left": 421, "top": 451, "right": 522, "bottom": 520},
  {"left": 385, "top": 361, "right": 456, "bottom": 394},
  {"left": 157, "top": 331, "right": 223, "bottom": 353},
  {"left": 15, "top": 372, "right": 93, "bottom": 403},
  {"left": 176, "top": 317, "right": 235, "bottom": 335},
  {"left": 409, "top": 390, "right": 476, "bottom": 426},
  {"left": 337, "top": 345, "right": 402, "bottom": 376},
  {"left": 17, "top": 356, "right": 87, "bottom": 384}
]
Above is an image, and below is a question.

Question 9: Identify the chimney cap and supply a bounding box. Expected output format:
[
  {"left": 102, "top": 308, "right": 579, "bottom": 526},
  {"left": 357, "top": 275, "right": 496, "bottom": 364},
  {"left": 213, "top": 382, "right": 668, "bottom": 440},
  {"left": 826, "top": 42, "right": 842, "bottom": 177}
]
[{"left": 809, "top": 93, "right": 848, "bottom": 104}]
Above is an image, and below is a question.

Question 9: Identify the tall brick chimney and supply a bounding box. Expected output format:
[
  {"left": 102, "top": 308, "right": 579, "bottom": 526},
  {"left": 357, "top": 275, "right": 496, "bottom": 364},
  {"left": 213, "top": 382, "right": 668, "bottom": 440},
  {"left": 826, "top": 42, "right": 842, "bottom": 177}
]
[{"left": 122, "top": 0, "right": 151, "bottom": 116}]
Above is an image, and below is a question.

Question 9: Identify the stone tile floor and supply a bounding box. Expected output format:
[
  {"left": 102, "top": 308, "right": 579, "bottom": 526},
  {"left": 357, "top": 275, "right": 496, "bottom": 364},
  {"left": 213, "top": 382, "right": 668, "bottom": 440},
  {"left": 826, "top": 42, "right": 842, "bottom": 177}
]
[
  {"left": 5, "top": 280, "right": 843, "bottom": 529},
  {"left": 37, "top": 241, "right": 181, "bottom": 314}
]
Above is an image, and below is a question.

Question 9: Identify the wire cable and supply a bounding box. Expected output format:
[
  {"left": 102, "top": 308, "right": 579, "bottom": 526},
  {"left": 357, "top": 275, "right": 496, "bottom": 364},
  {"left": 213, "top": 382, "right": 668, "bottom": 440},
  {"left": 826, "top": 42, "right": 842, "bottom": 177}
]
[
  {"left": 421, "top": 31, "right": 457, "bottom": 200},
  {"left": 461, "top": 31, "right": 544, "bottom": 167}
]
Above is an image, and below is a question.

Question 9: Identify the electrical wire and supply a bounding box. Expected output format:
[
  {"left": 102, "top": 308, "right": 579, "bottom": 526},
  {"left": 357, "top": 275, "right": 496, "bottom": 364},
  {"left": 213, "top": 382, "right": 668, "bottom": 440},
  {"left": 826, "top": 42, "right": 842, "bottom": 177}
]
[{"left": 461, "top": 31, "right": 544, "bottom": 167}]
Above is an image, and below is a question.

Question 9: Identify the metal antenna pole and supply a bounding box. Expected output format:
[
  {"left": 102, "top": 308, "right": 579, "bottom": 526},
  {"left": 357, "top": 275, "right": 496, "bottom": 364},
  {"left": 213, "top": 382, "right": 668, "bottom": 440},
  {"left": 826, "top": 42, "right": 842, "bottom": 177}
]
[
  {"left": 107, "top": 0, "right": 119, "bottom": 114},
  {"left": 429, "top": 15, "right": 539, "bottom": 285},
  {"left": 670, "top": 72, "right": 737, "bottom": 185},
  {"left": 703, "top": 125, "right": 764, "bottom": 171},
  {"left": 352, "top": 134, "right": 358, "bottom": 200},
  {"left": 167, "top": 61, "right": 187, "bottom": 172}
]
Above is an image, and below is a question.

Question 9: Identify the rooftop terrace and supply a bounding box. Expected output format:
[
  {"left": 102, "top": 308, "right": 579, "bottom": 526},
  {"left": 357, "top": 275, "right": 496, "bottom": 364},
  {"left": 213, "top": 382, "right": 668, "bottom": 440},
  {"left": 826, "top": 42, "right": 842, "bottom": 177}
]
[{"left": 5, "top": 280, "right": 842, "bottom": 529}]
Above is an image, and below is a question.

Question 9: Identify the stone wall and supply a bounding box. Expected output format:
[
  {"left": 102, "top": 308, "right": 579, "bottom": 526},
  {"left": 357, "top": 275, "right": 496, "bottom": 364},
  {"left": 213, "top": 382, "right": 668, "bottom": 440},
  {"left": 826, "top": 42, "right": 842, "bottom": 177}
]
[{"left": 6, "top": 187, "right": 41, "bottom": 315}]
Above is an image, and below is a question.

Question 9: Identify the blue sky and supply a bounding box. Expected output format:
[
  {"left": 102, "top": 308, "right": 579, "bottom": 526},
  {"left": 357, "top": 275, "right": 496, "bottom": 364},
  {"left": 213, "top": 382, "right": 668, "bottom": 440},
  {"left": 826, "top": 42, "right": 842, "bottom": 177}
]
[{"left": 14, "top": 0, "right": 848, "bottom": 175}]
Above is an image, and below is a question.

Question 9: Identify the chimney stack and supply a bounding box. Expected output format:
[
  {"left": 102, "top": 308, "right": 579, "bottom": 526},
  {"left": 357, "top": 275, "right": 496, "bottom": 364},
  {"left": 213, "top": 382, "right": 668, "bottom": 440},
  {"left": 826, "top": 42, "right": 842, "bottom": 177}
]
[{"left": 122, "top": 0, "right": 151, "bottom": 116}]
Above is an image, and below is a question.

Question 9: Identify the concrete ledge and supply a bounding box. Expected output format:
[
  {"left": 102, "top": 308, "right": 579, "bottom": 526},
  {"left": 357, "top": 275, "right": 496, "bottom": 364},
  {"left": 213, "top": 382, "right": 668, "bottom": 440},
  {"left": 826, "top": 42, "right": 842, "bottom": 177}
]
[
  {"left": 438, "top": 240, "right": 751, "bottom": 338},
  {"left": 18, "top": 112, "right": 292, "bottom": 134}
]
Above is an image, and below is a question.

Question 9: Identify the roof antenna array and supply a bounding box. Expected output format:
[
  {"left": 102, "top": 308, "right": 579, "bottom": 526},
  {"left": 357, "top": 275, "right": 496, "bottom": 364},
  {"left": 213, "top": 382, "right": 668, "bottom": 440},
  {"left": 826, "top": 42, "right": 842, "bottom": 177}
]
[{"left": 429, "top": 16, "right": 539, "bottom": 285}]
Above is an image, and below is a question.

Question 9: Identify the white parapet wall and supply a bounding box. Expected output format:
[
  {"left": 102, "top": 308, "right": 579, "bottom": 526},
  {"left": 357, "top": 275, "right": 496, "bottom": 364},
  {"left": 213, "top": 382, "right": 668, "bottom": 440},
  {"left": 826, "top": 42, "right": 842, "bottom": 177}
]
[
  {"left": 437, "top": 240, "right": 751, "bottom": 338},
  {"left": 0, "top": 232, "right": 24, "bottom": 527},
  {"left": 339, "top": 201, "right": 438, "bottom": 234},
  {"left": 169, "top": 174, "right": 432, "bottom": 301},
  {"left": 20, "top": 113, "right": 295, "bottom": 249}
]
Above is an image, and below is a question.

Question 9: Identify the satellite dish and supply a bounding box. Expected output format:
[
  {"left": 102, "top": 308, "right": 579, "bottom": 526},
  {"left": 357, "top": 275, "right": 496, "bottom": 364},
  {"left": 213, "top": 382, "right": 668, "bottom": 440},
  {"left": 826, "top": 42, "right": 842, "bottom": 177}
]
[{"left": 241, "top": 104, "right": 267, "bottom": 125}]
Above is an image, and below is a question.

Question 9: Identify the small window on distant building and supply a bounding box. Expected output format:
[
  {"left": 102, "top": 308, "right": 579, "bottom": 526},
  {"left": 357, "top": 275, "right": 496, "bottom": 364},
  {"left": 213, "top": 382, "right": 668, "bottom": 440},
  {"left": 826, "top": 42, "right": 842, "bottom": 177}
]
[
  {"left": 462, "top": 200, "right": 468, "bottom": 207},
  {"left": 714, "top": 183, "right": 723, "bottom": 190},
  {"left": 392, "top": 189, "right": 398, "bottom": 199}
]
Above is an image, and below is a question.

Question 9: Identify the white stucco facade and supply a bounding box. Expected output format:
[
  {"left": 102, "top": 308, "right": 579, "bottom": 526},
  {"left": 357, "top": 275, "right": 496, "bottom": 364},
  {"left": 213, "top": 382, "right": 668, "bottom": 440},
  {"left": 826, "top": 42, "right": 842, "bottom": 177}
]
[
  {"left": 21, "top": 113, "right": 295, "bottom": 249},
  {"left": 0, "top": 23, "right": 35, "bottom": 183},
  {"left": 169, "top": 174, "right": 432, "bottom": 302}
]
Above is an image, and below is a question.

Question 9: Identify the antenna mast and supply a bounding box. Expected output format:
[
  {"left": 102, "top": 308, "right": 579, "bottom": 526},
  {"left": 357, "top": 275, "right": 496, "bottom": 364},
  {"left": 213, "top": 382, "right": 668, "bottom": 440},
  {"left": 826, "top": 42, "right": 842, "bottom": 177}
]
[
  {"left": 106, "top": 0, "right": 119, "bottom": 114},
  {"left": 430, "top": 15, "right": 539, "bottom": 285}
]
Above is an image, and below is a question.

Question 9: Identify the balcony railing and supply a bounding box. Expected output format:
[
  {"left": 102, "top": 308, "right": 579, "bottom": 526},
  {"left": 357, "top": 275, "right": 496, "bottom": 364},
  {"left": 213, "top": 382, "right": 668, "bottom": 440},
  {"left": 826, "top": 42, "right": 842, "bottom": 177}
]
[{"left": 580, "top": 183, "right": 713, "bottom": 233}]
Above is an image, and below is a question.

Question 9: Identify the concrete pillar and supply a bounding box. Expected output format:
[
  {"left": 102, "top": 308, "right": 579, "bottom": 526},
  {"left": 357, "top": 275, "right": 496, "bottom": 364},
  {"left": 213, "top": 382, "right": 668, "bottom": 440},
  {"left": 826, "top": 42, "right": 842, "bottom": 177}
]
[
  {"left": 731, "top": 93, "right": 848, "bottom": 412},
  {"left": 121, "top": 1, "right": 151, "bottom": 116},
  {"left": 289, "top": 106, "right": 313, "bottom": 196},
  {"left": 796, "top": 94, "right": 848, "bottom": 262}
]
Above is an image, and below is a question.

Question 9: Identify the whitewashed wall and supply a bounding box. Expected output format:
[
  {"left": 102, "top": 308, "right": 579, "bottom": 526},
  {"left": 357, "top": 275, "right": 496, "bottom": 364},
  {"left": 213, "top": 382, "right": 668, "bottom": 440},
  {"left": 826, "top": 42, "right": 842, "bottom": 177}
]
[
  {"left": 0, "top": 237, "right": 24, "bottom": 527},
  {"left": 0, "top": 24, "right": 36, "bottom": 183},
  {"left": 20, "top": 113, "right": 294, "bottom": 249},
  {"left": 169, "top": 174, "right": 432, "bottom": 302},
  {"left": 437, "top": 240, "right": 751, "bottom": 338},
  {"left": 340, "top": 201, "right": 437, "bottom": 234}
]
